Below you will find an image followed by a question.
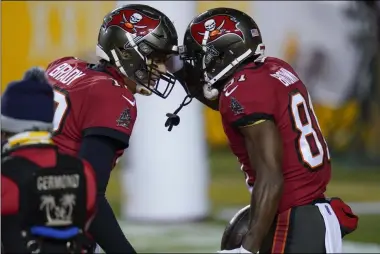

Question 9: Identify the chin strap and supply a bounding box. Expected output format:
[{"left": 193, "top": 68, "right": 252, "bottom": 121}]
[
  {"left": 165, "top": 94, "right": 194, "bottom": 132},
  {"left": 165, "top": 65, "right": 206, "bottom": 132}
]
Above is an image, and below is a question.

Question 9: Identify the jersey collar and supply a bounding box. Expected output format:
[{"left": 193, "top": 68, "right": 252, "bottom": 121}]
[{"left": 89, "top": 62, "right": 126, "bottom": 85}]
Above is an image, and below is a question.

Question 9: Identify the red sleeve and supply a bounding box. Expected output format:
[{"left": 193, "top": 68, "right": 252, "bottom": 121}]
[
  {"left": 80, "top": 79, "right": 137, "bottom": 146},
  {"left": 220, "top": 72, "right": 276, "bottom": 128},
  {"left": 82, "top": 159, "right": 97, "bottom": 219}
]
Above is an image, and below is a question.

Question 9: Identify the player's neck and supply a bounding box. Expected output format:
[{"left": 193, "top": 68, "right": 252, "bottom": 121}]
[
  {"left": 124, "top": 78, "right": 137, "bottom": 94},
  {"left": 93, "top": 61, "right": 124, "bottom": 80},
  {"left": 92, "top": 61, "right": 136, "bottom": 93}
]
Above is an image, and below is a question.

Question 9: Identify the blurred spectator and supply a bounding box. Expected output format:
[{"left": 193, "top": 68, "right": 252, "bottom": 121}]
[{"left": 1, "top": 67, "right": 97, "bottom": 253}]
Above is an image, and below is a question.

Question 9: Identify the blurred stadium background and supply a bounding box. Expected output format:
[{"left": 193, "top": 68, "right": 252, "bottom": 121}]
[{"left": 2, "top": 1, "right": 380, "bottom": 252}]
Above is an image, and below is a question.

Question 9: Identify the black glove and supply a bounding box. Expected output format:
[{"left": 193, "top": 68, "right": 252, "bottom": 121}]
[{"left": 165, "top": 113, "right": 180, "bottom": 132}]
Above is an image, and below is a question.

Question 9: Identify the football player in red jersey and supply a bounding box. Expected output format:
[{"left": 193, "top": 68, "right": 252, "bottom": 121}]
[
  {"left": 46, "top": 4, "right": 179, "bottom": 253},
  {"left": 166, "top": 8, "right": 358, "bottom": 254}
]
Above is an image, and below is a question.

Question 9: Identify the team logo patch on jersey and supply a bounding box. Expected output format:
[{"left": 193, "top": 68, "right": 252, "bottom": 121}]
[
  {"left": 103, "top": 9, "right": 160, "bottom": 38},
  {"left": 190, "top": 15, "right": 244, "bottom": 46},
  {"left": 40, "top": 194, "right": 76, "bottom": 226},
  {"left": 230, "top": 97, "right": 244, "bottom": 115},
  {"left": 116, "top": 108, "right": 132, "bottom": 129}
]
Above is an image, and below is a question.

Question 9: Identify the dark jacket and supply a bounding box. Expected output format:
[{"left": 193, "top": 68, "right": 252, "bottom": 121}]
[{"left": 1, "top": 137, "right": 97, "bottom": 253}]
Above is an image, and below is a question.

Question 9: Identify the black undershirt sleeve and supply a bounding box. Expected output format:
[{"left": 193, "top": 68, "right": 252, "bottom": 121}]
[{"left": 79, "top": 135, "right": 136, "bottom": 253}]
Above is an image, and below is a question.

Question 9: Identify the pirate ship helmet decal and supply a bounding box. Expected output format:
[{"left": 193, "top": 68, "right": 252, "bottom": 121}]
[
  {"left": 104, "top": 9, "right": 160, "bottom": 37},
  {"left": 190, "top": 14, "right": 244, "bottom": 46}
]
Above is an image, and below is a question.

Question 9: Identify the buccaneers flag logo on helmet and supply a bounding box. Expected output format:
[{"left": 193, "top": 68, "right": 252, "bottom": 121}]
[
  {"left": 190, "top": 15, "right": 244, "bottom": 46},
  {"left": 104, "top": 9, "right": 160, "bottom": 36}
]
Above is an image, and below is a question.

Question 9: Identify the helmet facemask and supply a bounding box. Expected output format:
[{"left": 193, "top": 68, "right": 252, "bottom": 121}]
[
  {"left": 181, "top": 45, "right": 222, "bottom": 100},
  {"left": 134, "top": 39, "right": 177, "bottom": 98},
  {"left": 182, "top": 40, "right": 266, "bottom": 101},
  {"left": 106, "top": 35, "right": 177, "bottom": 99},
  {"left": 140, "top": 47, "right": 177, "bottom": 99}
]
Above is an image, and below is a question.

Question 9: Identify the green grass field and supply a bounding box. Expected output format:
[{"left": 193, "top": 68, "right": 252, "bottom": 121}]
[
  {"left": 345, "top": 214, "right": 380, "bottom": 244},
  {"left": 107, "top": 148, "right": 380, "bottom": 244},
  {"left": 118, "top": 220, "right": 380, "bottom": 252}
]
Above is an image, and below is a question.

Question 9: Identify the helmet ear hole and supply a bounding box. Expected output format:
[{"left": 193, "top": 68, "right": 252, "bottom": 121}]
[
  {"left": 119, "top": 48, "right": 132, "bottom": 59},
  {"left": 215, "top": 51, "right": 225, "bottom": 64},
  {"left": 138, "top": 42, "right": 153, "bottom": 56}
]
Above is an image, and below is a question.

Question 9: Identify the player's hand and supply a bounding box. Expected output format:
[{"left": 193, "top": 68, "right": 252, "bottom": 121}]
[
  {"left": 217, "top": 246, "right": 254, "bottom": 253},
  {"left": 218, "top": 249, "right": 240, "bottom": 253}
]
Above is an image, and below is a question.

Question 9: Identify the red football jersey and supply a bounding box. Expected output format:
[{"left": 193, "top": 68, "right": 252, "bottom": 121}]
[
  {"left": 46, "top": 57, "right": 137, "bottom": 159},
  {"left": 219, "top": 57, "right": 331, "bottom": 212}
]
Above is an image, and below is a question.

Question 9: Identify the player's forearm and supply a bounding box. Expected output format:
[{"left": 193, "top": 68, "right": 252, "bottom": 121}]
[
  {"left": 89, "top": 196, "right": 136, "bottom": 253},
  {"left": 243, "top": 174, "right": 283, "bottom": 253},
  {"left": 79, "top": 135, "right": 136, "bottom": 252}
]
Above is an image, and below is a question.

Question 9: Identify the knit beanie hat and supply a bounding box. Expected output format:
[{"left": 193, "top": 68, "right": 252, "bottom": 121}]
[{"left": 1, "top": 67, "right": 55, "bottom": 133}]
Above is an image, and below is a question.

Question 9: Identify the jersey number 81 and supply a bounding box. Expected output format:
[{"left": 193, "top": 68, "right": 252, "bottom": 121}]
[{"left": 289, "top": 91, "right": 330, "bottom": 171}]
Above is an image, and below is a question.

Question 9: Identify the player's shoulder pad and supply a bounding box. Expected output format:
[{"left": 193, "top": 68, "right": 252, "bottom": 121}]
[
  {"left": 221, "top": 65, "right": 265, "bottom": 96},
  {"left": 90, "top": 78, "right": 136, "bottom": 108},
  {"left": 47, "top": 56, "right": 80, "bottom": 70},
  {"left": 264, "top": 57, "right": 301, "bottom": 86},
  {"left": 90, "top": 76, "right": 127, "bottom": 92},
  {"left": 235, "top": 57, "right": 296, "bottom": 87},
  {"left": 230, "top": 62, "right": 269, "bottom": 85}
]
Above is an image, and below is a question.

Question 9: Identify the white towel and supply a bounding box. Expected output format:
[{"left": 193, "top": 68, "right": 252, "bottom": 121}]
[{"left": 315, "top": 203, "right": 342, "bottom": 253}]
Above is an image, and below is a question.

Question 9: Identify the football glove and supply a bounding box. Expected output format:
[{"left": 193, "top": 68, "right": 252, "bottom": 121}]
[{"left": 217, "top": 246, "right": 254, "bottom": 253}]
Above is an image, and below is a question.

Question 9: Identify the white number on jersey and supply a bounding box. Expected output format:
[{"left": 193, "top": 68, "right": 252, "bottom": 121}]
[
  {"left": 290, "top": 91, "right": 330, "bottom": 171},
  {"left": 223, "top": 74, "right": 246, "bottom": 97},
  {"left": 53, "top": 89, "right": 69, "bottom": 133}
]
